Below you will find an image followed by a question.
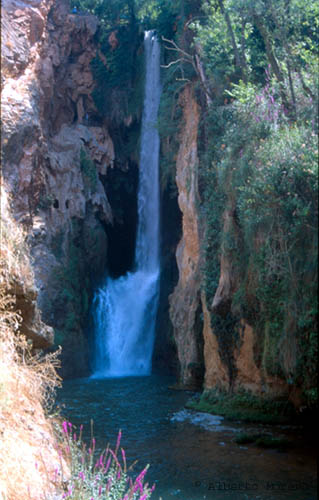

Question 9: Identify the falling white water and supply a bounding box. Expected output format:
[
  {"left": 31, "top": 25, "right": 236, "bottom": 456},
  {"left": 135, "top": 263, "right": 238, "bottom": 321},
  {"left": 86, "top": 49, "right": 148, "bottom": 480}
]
[{"left": 92, "top": 31, "right": 161, "bottom": 377}]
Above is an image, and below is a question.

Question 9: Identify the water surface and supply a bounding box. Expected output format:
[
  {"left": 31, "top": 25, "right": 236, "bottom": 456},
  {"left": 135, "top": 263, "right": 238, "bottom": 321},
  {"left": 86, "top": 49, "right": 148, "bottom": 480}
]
[{"left": 57, "top": 375, "right": 317, "bottom": 500}]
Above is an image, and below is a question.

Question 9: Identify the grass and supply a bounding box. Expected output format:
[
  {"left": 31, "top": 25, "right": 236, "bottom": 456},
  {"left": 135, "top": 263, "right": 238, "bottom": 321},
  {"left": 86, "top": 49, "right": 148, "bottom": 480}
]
[
  {"left": 0, "top": 283, "right": 64, "bottom": 499},
  {"left": 186, "top": 389, "right": 296, "bottom": 424}
]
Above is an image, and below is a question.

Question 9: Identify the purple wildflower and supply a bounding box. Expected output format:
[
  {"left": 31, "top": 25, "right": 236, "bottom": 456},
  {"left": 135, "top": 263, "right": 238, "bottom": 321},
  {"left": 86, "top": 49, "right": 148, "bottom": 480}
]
[
  {"left": 115, "top": 429, "right": 122, "bottom": 453},
  {"left": 104, "top": 456, "right": 111, "bottom": 473},
  {"left": 133, "top": 482, "right": 140, "bottom": 494},
  {"left": 121, "top": 448, "right": 127, "bottom": 472},
  {"left": 109, "top": 448, "right": 121, "bottom": 469},
  {"left": 136, "top": 479, "right": 144, "bottom": 493},
  {"left": 62, "top": 421, "right": 68, "bottom": 434},
  {"left": 135, "top": 466, "right": 148, "bottom": 484}
]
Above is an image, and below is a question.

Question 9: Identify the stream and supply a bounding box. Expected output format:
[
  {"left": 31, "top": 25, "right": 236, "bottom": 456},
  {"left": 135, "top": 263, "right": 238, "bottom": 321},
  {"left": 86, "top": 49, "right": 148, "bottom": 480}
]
[{"left": 56, "top": 374, "right": 317, "bottom": 500}]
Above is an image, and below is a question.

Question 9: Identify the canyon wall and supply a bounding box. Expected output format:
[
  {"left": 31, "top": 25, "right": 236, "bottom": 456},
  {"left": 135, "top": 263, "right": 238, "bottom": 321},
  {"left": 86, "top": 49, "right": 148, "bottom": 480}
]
[
  {"left": 168, "top": 83, "right": 306, "bottom": 408},
  {"left": 1, "top": 0, "right": 115, "bottom": 376},
  {"left": 169, "top": 85, "right": 204, "bottom": 389}
]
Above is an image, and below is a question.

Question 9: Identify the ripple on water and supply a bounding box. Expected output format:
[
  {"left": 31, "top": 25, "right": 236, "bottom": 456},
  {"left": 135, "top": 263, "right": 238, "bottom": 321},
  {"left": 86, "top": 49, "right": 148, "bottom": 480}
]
[{"left": 171, "top": 409, "right": 238, "bottom": 432}]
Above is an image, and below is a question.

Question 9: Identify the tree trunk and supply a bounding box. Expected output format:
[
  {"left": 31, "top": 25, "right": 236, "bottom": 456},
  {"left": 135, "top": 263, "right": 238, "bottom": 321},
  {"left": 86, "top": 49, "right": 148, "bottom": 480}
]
[
  {"left": 253, "top": 12, "right": 292, "bottom": 114},
  {"left": 218, "top": 0, "right": 246, "bottom": 82}
]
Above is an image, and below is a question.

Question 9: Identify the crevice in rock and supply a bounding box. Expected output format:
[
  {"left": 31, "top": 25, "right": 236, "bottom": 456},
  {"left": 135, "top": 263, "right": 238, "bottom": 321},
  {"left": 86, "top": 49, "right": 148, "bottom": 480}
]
[
  {"left": 99, "top": 161, "right": 139, "bottom": 279},
  {"left": 153, "top": 183, "right": 183, "bottom": 375},
  {"left": 190, "top": 296, "right": 205, "bottom": 388}
]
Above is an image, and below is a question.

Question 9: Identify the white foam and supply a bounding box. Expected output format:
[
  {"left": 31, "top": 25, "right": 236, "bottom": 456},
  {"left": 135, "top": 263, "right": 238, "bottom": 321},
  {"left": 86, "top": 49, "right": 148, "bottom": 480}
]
[{"left": 171, "top": 409, "right": 237, "bottom": 432}]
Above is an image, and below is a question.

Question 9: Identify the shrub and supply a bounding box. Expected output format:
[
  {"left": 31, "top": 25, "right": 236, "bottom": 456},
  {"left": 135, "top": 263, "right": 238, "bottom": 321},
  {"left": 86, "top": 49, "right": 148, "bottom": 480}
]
[
  {"left": 56, "top": 422, "right": 155, "bottom": 500},
  {"left": 198, "top": 67, "right": 318, "bottom": 403}
]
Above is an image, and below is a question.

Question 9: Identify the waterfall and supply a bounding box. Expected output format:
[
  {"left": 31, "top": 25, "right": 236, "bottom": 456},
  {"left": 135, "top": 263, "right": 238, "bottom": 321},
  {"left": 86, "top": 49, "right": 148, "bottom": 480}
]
[{"left": 92, "top": 31, "right": 161, "bottom": 377}]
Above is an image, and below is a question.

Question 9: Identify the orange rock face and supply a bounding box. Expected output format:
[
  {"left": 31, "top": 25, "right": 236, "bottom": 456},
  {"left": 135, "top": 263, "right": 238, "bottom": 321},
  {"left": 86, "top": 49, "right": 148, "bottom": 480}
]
[
  {"left": 169, "top": 86, "right": 292, "bottom": 402},
  {"left": 169, "top": 85, "right": 204, "bottom": 388}
]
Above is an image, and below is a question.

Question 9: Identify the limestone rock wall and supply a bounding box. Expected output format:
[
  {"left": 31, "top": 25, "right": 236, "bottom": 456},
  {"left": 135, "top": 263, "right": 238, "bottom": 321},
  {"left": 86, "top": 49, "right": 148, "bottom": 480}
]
[
  {"left": 1, "top": 0, "right": 115, "bottom": 376},
  {"left": 169, "top": 85, "right": 204, "bottom": 388},
  {"left": 0, "top": 188, "right": 54, "bottom": 350}
]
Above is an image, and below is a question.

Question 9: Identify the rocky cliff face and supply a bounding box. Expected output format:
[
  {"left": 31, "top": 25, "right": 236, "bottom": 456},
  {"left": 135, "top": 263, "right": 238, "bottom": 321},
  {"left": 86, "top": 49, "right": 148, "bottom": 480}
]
[
  {"left": 0, "top": 188, "right": 53, "bottom": 350},
  {"left": 1, "top": 0, "right": 115, "bottom": 376},
  {"left": 169, "top": 85, "right": 204, "bottom": 388},
  {"left": 169, "top": 85, "right": 298, "bottom": 406}
]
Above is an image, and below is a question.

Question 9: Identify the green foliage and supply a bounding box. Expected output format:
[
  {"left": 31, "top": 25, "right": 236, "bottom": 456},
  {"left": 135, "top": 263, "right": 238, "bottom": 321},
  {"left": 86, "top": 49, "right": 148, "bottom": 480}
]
[
  {"left": 71, "top": 0, "right": 145, "bottom": 125},
  {"left": 199, "top": 68, "right": 318, "bottom": 399},
  {"left": 70, "top": 0, "right": 136, "bottom": 29},
  {"left": 139, "top": 0, "right": 180, "bottom": 39},
  {"left": 190, "top": 0, "right": 318, "bottom": 102},
  {"left": 186, "top": 388, "right": 295, "bottom": 423},
  {"left": 80, "top": 148, "right": 97, "bottom": 193},
  {"left": 194, "top": 0, "right": 318, "bottom": 405}
]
